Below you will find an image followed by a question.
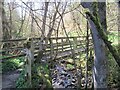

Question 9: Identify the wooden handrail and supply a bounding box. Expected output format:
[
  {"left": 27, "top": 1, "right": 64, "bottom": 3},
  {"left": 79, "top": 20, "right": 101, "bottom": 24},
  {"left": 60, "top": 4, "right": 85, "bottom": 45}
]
[
  {"left": 1, "top": 36, "right": 86, "bottom": 42},
  {"left": 1, "top": 36, "right": 93, "bottom": 61}
]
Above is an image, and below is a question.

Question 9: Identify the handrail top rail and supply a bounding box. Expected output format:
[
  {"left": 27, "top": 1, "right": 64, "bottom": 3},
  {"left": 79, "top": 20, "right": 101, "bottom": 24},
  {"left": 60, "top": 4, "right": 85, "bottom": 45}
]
[{"left": 1, "top": 36, "right": 86, "bottom": 42}]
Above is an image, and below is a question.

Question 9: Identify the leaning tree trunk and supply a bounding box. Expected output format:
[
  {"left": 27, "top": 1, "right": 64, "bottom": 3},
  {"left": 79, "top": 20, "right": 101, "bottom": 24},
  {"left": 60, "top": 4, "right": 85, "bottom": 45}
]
[
  {"left": 89, "top": 18, "right": 107, "bottom": 89},
  {"left": 94, "top": 1, "right": 107, "bottom": 88},
  {"left": 81, "top": 1, "right": 107, "bottom": 89}
]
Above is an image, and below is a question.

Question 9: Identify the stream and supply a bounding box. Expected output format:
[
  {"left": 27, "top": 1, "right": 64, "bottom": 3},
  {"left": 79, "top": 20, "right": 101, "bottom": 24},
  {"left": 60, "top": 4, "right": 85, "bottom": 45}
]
[
  {"left": 51, "top": 59, "right": 78, "bottom": 88},
  {"left": 50, "top": 59, "right": 93, "bottom": 89}
]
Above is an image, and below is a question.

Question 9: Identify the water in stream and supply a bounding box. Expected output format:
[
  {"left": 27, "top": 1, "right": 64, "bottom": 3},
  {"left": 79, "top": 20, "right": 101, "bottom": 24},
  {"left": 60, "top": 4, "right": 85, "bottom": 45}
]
[
  {"left": 51, "top": 60, "right": 78, "bottom": 88},
  {"left": 51, "top": 59, "right": 93, "bottom": 89}
]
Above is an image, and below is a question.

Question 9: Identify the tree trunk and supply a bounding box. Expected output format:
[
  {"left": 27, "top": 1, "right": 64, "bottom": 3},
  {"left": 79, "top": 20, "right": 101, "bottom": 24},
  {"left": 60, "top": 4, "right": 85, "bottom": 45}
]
[
  {"left": 95, "top": 1, "right": 107, "bottom": 88},
  {"left": 81, "top": 1, "right": 107, "bottom": 89},
  {"left": 86, "top": 11, "right": 120, "bottom": 67},
  {"left": 0, "top": 0, "right": 2, "bottom": 42},
  {"left": 0, "top": 0, "right": 3, "bottom": 89},
  {"left": 2, "top": 3, "right": 11, "bottom": 40},
  {"left": 89, "top": 18, "right": 107, "bottom": 89},
  {"left": 36, "top": 2, "right": 49, "bottom": 62},
  {"left": 41, "top": 2, "right": 49, "bottom": 38},
  {"left": 47, "top": 2, "right": 60, "bottom": 38},
  {"left": 98, "top": 1, "right": 107, "bottom": 32},
  {"left": 2, "top": 1, "right": 12, "bottom": 54},
  {"left": 118, "top": 1, "right": 120, "bottom": 54},
  {"left": 40, "top": 2, "right": 49, "bottom": 51}
]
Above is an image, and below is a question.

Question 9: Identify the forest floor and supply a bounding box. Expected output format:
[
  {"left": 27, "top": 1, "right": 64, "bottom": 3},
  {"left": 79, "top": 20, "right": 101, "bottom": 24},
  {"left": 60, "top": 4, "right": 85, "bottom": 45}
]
[{"left": 2, "top": 69, "right": 20, "bottom": 89}]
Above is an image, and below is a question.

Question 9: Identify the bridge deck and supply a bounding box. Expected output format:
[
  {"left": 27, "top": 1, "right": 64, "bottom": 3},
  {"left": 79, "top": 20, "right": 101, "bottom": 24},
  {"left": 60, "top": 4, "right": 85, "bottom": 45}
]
[{"left": 42, "top": 48, "right": 86, "bottom": 60}]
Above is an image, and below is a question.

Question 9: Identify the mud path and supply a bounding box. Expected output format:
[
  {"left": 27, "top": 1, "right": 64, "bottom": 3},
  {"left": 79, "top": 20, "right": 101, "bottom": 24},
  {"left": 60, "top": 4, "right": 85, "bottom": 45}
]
[{"left": 2, "top": 70, "right": 20, "bottom": 89}]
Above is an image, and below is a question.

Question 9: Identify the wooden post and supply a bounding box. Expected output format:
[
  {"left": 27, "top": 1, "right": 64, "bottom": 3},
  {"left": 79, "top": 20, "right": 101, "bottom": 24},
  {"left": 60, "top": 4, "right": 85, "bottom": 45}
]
[
  {"left": 30, "top": 39, "right": 34, "bottom": 63},
  {"left": 73, "top": 37, "right": 77, "bottom": 49},
  {"left": 61, "top": 38, "right": 64, "bottom": 52},
  {"left": 24, "top": 39, "right": 34, "bottom": 87},
  {"left": 50, "top": 39, "right": 54, "bottom": 59},
  {"left": 48, "top": 38, "right": 54, "bottom": 69},
  {"left": 79, "top": 63, "right": 82, "bottom": 89}
]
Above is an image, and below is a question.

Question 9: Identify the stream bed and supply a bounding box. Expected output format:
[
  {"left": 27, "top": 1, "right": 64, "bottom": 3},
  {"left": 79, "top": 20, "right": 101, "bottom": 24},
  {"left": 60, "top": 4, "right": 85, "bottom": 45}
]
[
  {"left": 51, "top": 59, "right": 79, "bottom": 88},
  {"left": 51, "top": 59, "right": 93, "bottom": 89}
]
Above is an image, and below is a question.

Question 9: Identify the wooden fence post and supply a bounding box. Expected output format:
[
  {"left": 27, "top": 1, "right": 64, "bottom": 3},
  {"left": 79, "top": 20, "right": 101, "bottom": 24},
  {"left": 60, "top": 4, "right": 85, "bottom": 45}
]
[
  {"left": 73, "top": 37, "right": 77, "bottom": 49},
  {"left": 61, "top": 38, "right": 64, "bottom": 52},
  {"left": 50, "top": 39, "right": 54, "bottom": 59},
  {"left": 24, "top": 39, "right": 34, "bottom": 87},
  {"left": 30, "top": 39, "right": 34, "bottom": 63}
]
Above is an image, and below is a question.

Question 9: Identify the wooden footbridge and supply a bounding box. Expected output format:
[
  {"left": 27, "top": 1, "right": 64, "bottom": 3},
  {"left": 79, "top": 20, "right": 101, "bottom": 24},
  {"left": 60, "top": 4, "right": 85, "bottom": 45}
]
[
  {"left": 1, "top": 36, "right": 93, "bottom": 88},
  {"left": 1, "top": 36, "right": 92, "bottom": 61}
]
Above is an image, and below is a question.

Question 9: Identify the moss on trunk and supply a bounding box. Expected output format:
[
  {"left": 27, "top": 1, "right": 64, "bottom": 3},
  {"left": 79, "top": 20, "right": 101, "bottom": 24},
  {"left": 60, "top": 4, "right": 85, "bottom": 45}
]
[{"left": 86, "top": 11, "right": 120, "bottom": 67}]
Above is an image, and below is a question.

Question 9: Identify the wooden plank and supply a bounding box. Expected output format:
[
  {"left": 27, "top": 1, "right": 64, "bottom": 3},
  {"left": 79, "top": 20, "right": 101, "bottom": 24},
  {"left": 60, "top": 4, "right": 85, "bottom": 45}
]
[{"left": 43, "top": 48, "right": 86, "bottom": 60}]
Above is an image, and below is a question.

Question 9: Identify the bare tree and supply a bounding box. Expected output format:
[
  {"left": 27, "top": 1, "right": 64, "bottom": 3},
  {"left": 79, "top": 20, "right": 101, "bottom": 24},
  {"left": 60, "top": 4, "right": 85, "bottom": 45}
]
[
  {"left": 2, "top": 4, "right": 11, "bottom": 40},
  {"left": 39, "top": 2, "right": 49, "bottom": 51},
  {"left": 17, "top": 3, "right": 27, "bottom": 37},
  {"left": 36, "top": 2, "right": 49, "bottom": 62},
  {"left": 47, "top": 2, "right": 60, "bottom": 38},
  {"left": 8, "top": 2, "right": 13, "bottom": 36},
  {"left": 41, "top": 2, "right": 49, "bottom": 38}
]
